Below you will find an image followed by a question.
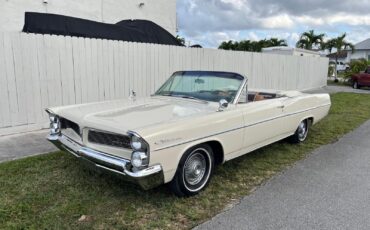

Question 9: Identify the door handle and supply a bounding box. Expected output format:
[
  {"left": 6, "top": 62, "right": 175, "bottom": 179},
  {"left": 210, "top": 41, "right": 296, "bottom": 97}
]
[{"left": 277, "top": 105, "right": 285, "bottom": 109}]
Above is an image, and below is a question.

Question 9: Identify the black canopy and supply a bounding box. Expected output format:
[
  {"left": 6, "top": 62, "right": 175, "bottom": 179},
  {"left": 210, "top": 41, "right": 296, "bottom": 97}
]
[{"left": 22, "top": 12, "right": 183, "bottom": 46}]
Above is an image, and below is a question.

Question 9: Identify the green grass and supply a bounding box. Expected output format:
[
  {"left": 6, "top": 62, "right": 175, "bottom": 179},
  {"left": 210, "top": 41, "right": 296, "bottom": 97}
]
[{"left": 1, "top": 93, "right": 370, "bottom": 229}]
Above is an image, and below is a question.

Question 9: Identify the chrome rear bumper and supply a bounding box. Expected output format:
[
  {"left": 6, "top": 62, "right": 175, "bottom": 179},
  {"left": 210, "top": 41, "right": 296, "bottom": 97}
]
[{"left": 47, "top": 134, "right": 164, "bottom": 190}]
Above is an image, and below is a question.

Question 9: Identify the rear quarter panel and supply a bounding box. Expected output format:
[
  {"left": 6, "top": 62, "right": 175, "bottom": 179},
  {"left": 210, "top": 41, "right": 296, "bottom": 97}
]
[{"left": 280, "top": 93, "right": 331, "bottom": 135}]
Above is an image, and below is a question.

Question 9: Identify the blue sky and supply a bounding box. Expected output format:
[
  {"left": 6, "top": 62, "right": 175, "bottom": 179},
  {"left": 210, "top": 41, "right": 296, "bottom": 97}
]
[{"left": 177, "top": 0, "right": 370, "bottom": 48}]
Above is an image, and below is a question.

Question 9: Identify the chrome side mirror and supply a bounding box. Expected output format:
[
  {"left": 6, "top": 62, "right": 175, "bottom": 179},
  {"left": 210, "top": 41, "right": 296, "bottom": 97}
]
[{"left": 218, "top": 99, "right": 228, "bottom": 111}]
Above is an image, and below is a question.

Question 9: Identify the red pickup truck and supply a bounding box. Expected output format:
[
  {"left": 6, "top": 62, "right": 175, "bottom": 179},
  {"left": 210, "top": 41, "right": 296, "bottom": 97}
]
[{"left": 352, "top": 66, "right": 370, "bottom": 89}]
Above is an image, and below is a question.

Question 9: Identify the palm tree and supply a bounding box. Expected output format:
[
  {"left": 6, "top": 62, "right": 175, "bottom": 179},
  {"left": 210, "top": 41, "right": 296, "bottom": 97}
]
[
  {"left": 296, "top": 30, "right": 325, "bottom": 50},
  {"left": 324, "top": 33, "right": 354, "bottom": 80},
  {"left": 267, "top": 38, "right": 288, "bottom": 47}
]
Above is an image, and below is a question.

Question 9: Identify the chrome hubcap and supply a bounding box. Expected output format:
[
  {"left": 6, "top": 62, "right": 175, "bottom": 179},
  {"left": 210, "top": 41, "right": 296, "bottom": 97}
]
[
  {"left": 298, "top": 121, "right": 307, "bottom": 141},
  {"left": 184, "top": 152, "right": 206, "bottom": 185}
]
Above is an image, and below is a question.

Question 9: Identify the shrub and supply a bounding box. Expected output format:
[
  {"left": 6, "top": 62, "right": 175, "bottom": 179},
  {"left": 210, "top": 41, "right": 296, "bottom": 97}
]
[
  {"left": 350, "top": 58, "right": 368, "bottom": 73},
  {"left": 344, "top": 58, "right": 369, "bottom": 78}
]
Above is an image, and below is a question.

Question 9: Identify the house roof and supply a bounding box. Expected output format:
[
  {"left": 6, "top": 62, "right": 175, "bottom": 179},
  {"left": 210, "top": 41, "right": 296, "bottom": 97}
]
[
  {"left": 354, "top": 38, "right": 370, "bottom": 50},
  {"left": 326, "top": 51, "right": 347, "bottom": 59}
]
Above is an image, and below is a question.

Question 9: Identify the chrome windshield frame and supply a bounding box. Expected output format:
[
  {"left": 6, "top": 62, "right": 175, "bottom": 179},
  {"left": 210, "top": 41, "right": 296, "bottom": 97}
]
[
  {"left": 154, "top": 71, "right": 247, "bottom": 104},
  {"left": 231, "top": 74, "right": 248, "bottom": 105}
]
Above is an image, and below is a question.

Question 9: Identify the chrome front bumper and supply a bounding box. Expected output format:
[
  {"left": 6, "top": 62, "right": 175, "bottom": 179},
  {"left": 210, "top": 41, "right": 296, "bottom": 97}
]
[{"left": 47, "top": 134, "right": 164, "bottom": 190}]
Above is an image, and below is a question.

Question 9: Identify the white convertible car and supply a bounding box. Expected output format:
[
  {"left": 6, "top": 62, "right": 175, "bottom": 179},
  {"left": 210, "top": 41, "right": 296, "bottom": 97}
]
[{"left": 47, "top": 71, "right": 331, "bottom": 196}]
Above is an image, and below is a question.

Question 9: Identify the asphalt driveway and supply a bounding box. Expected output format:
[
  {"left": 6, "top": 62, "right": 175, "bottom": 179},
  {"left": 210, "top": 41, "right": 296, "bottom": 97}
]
[{"left": 195, "top": 120, "right": 370, "bottom": 230}]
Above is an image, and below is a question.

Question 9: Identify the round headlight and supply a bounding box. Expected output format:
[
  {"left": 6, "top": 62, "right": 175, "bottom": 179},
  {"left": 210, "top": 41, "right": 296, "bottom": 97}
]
[
  {"left": 131, "top": 135, "right": 147, "bottom": 151},
  {"left": 48, "top": 114, "right": 60, "bottom": 135},
  {"left": 52, "top": 123, "right": 59, "bottom": 129},
  {"left": 49, "top": 115, "right": 56, "bottom": 123},
  {"left": 131, "top": 135, "right": 143, "bottom": 150},
  {"left": 131, "top": 151, "right": 147, "bottom": 168}
]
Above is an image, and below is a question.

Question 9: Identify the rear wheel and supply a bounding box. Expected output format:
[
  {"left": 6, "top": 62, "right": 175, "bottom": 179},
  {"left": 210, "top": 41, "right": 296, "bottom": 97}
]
[
  {"left": 169, "top": 144, "right": 214, "bottom": 197},
  {"left": 289, "top": 119, "right": 309, "bottom": 143},
  {"left": 353, "top": 81, "right": 360, "bottom": 89}
]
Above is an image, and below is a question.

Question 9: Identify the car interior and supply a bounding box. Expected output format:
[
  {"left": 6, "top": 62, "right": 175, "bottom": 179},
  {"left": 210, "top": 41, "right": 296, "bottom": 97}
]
[{"left": 238, "top": 91, "right": 283, "bottom": 104}]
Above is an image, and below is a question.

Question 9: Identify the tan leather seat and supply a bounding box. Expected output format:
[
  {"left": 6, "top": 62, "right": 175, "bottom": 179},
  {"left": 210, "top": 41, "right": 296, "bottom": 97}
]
[{"left": 254, "top": 93, "right": 265, "bottom": 101}]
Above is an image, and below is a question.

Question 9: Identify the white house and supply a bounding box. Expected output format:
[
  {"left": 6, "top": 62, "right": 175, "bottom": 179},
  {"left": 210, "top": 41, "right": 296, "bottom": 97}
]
[
  {"left": 262, "top": 46, "right": 321, "bottom": 57},
  {"left": 347, "top": 38, "right": 370, "bottom": 61},
  {"left": 0, "top": 0, "right": 177, "bottom": 35}
]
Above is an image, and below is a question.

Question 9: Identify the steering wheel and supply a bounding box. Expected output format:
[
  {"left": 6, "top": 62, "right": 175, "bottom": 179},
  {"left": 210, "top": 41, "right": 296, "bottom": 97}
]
[{"left": 212, "top": 89, "right": 229, "bottom": 96}]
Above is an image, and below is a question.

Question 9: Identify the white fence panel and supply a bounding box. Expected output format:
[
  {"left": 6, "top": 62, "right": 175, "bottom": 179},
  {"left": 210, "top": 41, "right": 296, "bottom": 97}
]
[{"left": 0, "top": 32, "right": 328, "bottom": 135}]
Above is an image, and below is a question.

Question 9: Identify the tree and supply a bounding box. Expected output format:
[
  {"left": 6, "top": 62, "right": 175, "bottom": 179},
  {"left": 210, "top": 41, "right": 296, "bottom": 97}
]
[
  {"left": 219, "top": 40, "right": 237, "bottom": 50},
  {"left": 296, "top": 30, "right": 325, "bottom": 50},
  {"left": 324, "top": 33, "right": 354, "bottom": 80},
  {"left": 175, "top": 35, "right": 186, "bottom": 46},
  {"left": 267, "top": 38, "right": 288, "bottom": 47},
  {"left": 218, "top": 38, "right": 287, "bottom": 52}
]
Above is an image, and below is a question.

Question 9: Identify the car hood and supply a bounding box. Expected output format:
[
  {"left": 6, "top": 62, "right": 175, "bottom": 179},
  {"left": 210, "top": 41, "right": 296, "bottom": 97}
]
[{"left": 52, "top": 96, "right": 216, "bottom": 133}]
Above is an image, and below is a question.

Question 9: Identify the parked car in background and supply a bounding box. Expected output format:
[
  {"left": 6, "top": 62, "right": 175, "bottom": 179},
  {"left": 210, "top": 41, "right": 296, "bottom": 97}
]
[
  {"left": 351, "top": 66, "right": 370, "bottom": 89},
  {"left": 330, "top": 61, "right": 349, "bottom": 72},
  {"left": 46, "top": 71, "right": 331, "bottom": 196}
]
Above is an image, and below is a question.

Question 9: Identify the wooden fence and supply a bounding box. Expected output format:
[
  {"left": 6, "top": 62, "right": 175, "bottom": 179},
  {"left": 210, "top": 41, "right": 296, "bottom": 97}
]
[{"left": 0, "top": 32, "right": 328, "bottom": 135}]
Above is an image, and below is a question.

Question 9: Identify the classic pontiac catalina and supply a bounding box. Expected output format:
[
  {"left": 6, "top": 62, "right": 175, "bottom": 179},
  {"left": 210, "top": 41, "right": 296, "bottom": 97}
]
[{"left": 47, "top": 71, "right": 331, "bottom": 196}]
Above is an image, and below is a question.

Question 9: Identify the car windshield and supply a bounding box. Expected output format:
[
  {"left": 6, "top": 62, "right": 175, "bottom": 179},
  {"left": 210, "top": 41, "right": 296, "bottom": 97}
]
[{"left": 154, "top": 71, "right": 244, "bottom": 103}]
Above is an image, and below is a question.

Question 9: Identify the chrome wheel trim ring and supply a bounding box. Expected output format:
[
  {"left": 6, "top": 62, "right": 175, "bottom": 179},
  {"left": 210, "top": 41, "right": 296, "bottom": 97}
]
[
  {"left": 184, "top": 152, "right": 206, "bottom": 185},
  {"left": 182, "top": 148, "right": 212, "bottom": 192},
  {"left": 298, "top": 120, "right": 308, "bottom": 141}
]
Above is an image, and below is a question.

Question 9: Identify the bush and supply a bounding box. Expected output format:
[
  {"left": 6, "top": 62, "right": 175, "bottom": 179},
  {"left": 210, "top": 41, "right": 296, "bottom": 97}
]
[
  {"left": 350, "top": 58, "right": 368, "bottom": 73},
  {"left": 344, "top": 58, "right": 369, "bottom": 78}
]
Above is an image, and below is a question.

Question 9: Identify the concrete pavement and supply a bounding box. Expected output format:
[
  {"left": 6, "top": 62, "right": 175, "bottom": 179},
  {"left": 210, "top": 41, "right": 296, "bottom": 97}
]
[
  {"left": 0, "top": 130, "right": 56, "bottom": 163},
  {"left": 195, "top": 120, "right": 370, "bottom": 230}
]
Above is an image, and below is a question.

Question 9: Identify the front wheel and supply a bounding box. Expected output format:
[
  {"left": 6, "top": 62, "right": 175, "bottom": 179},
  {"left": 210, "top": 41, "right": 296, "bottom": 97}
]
[
  {"left": 289, "top": 119, "right": 309, "bottom": 143},
  {"left": 169, "top": 144, "right": 214, "bottom": 197}
]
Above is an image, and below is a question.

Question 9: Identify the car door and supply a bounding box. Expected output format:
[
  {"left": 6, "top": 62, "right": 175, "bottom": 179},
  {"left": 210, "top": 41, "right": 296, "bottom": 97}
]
[
  {"left": 363, "top": 67, "right": 370, "bottom": 86},
  {"left": 236, "top": 93, "right": 285, "bottom": 152}
]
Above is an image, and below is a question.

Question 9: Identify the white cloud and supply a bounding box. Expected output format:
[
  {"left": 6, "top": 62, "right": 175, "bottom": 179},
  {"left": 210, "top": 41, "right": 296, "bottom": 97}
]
[
  {"left": 248, "top": 31, "right": 259, "bottom": 41},
  {"left": 260, "top": 14, "right": 295, "bottom": 29},
  {"left": 295, "top": 16, "right": 325, "bottom": 26},
  {"left": 220, "top": 0, "right": 246, "bottom": 10},
  {"left": 177, "top": 0, "right": 370, "bottom": 48},
  {"left": 183, "top": 31, "right": 242, "bottom": 47},
  {"left": 345, "top": 29, "right": 370, "bottom": 45},
  {"left": 327, "top": 14, "right": 370, "bottom": 26}
]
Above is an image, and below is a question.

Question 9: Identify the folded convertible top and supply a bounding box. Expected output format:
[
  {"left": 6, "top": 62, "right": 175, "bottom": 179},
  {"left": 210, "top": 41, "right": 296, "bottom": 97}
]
[{"left": 22, "top": 12, "right": 183, "bottom": 46}]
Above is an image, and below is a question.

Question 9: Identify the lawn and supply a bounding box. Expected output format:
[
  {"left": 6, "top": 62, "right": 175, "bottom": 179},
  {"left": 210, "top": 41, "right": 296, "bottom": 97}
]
[{"left": 1, "top": 93, "right": 370, "bottom": 229}]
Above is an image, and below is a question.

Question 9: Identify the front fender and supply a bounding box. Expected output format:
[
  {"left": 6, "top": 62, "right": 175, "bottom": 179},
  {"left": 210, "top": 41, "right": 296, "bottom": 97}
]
[{"left": 149, "top": 137, "right": 225, "bottom": 183}]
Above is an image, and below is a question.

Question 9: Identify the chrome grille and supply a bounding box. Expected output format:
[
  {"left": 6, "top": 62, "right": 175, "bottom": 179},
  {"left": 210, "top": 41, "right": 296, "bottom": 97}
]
[
  {"left": 60, "top": 118, "right": 80, "bottom": 135},
  {"left": 88, "top": 130, "right": 131, "bottom": 149}
]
